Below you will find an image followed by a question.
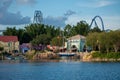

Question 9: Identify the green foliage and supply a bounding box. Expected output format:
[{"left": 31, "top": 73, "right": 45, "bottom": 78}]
[
  {"left": 17, "top": 29, "right": 25, "bottom": 44},
  {"left": 109, "top": 30, "right": 120, "bottom": 52},
  {"left": 25, "top": 50, "right": 36, "bottom": 60},
  {"left": 3, "top": 20, "right": 90, "bottom": 46},
  {"left": 3, "top": 21, "right": 119, "bottom": 54},
  {"left": 3, "top": 27, "right": 25, "bottom": 44},
  {"left": 92, "top": 51, "right": 105, "bottom": 58},
  {"left": 3, "top": 24, "right": 61, "bottom": 44},
  {"left": 64, "top": 24, "right": 72, "bottom": 37},
  {"left": 3, "top": 27, "right": 18, "bottom": 36},
  {"left": 64, "top": 20, "right": 90, "bottom": 37},
  {"left": 50, "top": 36, "right": 63, "bottom": 46},
  {"left": 86, "top": 32, "right": 99, "bottom": 50},
  {"left": 25, "top": 24, "right": 45, "bottom": 38},
  {"left": 86, "top": 30, "right": 120, "bottom": 53},
  {"left": 75, "top": 21, "right": 90, "bottom": 36},
  {"left": 90, "top": 27, "right": 102, "bottom": 32},
  {"left": 92, "top": 51, "right": 120, "bottom": 59},
  {"left": 0, "top": 47, "right": 4, "bottom": 51},
  {"left": 21, "top": 32, "right": 32, "bottom": 43},
  {"left": 31, "top": 34, "right": 51, "bottom": 46}
]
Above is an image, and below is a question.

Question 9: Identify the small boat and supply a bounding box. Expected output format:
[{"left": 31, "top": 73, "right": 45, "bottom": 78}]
[{"left": 58, "top": 52, "right": 76, "bottom": 56}]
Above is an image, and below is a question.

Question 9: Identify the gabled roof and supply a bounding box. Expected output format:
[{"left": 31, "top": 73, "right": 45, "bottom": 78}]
[
  {"left": 0, "top": 36, "right": 18, "bottom": 42},
  {"left": 67, "top": 35, "right": 86, "bottom": 40}
]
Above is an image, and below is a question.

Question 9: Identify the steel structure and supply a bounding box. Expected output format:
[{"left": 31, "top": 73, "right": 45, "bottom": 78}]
[
  {"left": 90, "top": 16, "right": 105, "bottom": 31},
  {"left": 33, "top": 10, "right": 43, "bottom": 24}
]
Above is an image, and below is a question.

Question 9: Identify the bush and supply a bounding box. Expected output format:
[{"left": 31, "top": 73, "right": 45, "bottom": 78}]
[
  {"left": 92, "top": 51, "right": 120, "bottom": 59},
  {"left": 92, "top": 51, "right": 105, "bottom": 59},
  {"left": 0, "top": 47, "right": 4, "bottom": 51},
  {"left": 25, "top": 50, "right": 36, "bottom": 60}
]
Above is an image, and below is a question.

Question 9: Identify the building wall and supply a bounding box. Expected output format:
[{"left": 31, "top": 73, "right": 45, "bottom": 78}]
[
  {"left": 67, "top": 39, "right": 86, "bottom": 52},
  {"left": 79, "top": 39, "right": 86, "bottom": 52},
  {"left": 67, "top": 39, "right": 80, "bottom": 51},
  {"left": 0, "top": 41, "right": 19, "bottom": 52}
]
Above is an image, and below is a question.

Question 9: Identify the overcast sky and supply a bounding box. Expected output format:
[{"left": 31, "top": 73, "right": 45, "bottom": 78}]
[{"left": 0, "top": 0, "right": 120, "bottom": 30}]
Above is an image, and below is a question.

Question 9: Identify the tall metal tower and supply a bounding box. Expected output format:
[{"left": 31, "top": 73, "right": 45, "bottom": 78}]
[{"left": 33, "top": 10, "right": 43, "bottom": 24}]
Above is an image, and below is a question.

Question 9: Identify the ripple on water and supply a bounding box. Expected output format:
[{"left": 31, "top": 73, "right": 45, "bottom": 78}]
[{"left": 0, "top": 61, "right": 120, "bottom": 80}]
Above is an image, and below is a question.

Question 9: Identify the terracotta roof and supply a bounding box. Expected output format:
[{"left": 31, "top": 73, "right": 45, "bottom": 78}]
[
  {"left": 67, "top": 35, "right": 86, "bottom": 40},
  {"left": 0, "top": 36, "right": 18, "bottom": 42}
]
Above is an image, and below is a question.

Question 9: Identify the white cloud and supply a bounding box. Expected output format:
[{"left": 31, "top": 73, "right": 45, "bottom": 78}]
[
  {"left": 87, "top": 15, "right": 120, "bottom": 30},
  {"left": 65, "top": 15, "right": 120, "bottom": 30},
  {"left": 77, "top": 0, "right": 116, "bottom": 8},
  {"left": 96, "top": 0, "right": 115, "bottom": 7},
  {"left": 65, "top": 15, "right": 81, "bottom": 26},
  {"left": 16, "top": 0, "right": 36, "bottom": 5},
  {"left": 0, "top": 24, "right": 26, "bottom": 30},
  {"left": 0, "top": 0, "right": 31, "bottom": 25},
  {"left": 103, "top": 16, "right": 120, "bottom": 30},
  {"left": 43, "top": 16, "right": 67, "bottom": 27},
  {"left": 64, "top": 10, "right": 76, "bottom": 16}
]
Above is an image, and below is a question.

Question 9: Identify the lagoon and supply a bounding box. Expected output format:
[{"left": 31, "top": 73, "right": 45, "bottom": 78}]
[{"left": 0, "top": 61, "right": 120, "bottom": 80}]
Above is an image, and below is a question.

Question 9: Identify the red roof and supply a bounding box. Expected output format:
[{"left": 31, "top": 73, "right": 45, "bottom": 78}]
[{"left": 0, "top": 36, "right": 18, "bottom": 42}]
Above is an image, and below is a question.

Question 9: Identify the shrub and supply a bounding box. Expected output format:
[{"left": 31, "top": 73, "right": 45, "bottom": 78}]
[{"left": 91, "top": 51, "right": 120, "bottom": 59}]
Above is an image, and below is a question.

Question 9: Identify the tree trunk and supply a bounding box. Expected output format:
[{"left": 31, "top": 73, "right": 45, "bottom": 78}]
[
  {"left": 113, "top": 45, "right": 118, "bottom": 52},
  {"left": 106, "top": 48, "right": 109, "bottom": 53},
  {"left": 98, "top": 44, "right": 101, "bottom": 53}
]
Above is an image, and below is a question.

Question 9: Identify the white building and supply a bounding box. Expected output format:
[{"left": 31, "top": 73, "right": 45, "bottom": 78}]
[{"left": 66, "top": 35, "right": 86, "bottom": 52}]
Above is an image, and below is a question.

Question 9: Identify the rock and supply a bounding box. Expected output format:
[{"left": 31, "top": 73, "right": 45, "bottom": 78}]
[{"left": 33, "top": 52, "right": 59, "bottom": 60}]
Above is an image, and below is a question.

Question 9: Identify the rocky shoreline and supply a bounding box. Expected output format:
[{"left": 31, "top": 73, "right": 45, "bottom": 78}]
[
  {"left": 33, "top": 52, "right": 59, "bottom": 60},
  {"left": 80, "top": 53, "right": 120, "bottom": 62},
  {"left": 25, "top": 50, "right": 120, "bottom": 62}
]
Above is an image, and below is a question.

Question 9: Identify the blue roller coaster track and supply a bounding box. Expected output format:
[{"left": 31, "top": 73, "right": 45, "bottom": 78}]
[{"left": 90, "top": 16, "right": 105, "bottom": 31}]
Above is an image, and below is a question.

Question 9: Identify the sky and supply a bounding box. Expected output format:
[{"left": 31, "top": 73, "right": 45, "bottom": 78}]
[{"left": 0, "top": 0, "right": 120, "bottom": 30}]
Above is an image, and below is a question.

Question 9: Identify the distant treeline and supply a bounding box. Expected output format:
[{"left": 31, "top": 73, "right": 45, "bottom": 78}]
[
  {"left": 86, "top": 31, "right": 120, "bottom": 53},
  {"left": 3, "top": 20, "right": 120, "bottom": 53},
  {"left": 3, "top": 21, "right": 101, "bottom": 46}
]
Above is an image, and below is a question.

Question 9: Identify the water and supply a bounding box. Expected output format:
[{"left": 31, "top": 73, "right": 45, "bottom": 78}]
[{"left": 0, "top": 61, "right": 120, "bottom": 80}]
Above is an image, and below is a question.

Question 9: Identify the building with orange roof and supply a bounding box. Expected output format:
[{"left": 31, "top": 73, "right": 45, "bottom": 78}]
[{"left": 0, "top": 36, "right": 19, "bottom": 53}]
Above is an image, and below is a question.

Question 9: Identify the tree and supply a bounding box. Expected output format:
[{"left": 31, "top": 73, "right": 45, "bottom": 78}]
[
  {"left": 0, "top": 47, "right": 4, "bottom": 52},
  {"left": 31, "top": 34, "right": 51, "bottom": 46},
  {"left": 74, "top": 21, "right": 90, "bottom": 36},
  {"left": 70, "top": 26, "right": 77, "bottom": 36},
  {"left": 64, "top": 21, "right": 89, "bottom": 37},
  {"left": 54, "top": 27, "right": 61, "bottom": 37},
  {"left": 3, "top": 27, "right": 25, "bottom": 44},
  {"left": 90, "top": 27, "right": 102, "bottom": 32},
  {"left": 86, "top": 30, "right": 120, "bottom": 53},
  {"left": 98, "top": 32, "right": 112, "bottom": 53},
  {"left": 25, "top": 24, "right": 45, "bottom": 38},
  {"left": 86, "top": 32, "right": 99, "bottom": 51},
  {"left": 0, "top": 47, "right": 4, "bottom": 60},
  {"left": 21, "top": 32, "right": 32, "bottom": 43},
  {"left": 17, "top": 29, "right": 24, "bottom": 44},
  {"left": 64, "top": 24, "right": 72, "bottom": 37},
  {"left": 3, "top": 27, "right": 17, "bottom": 36},
  {"left": 45, "top": 25, "right": 55, "bottom": 39},
  {"left": 109, "top": 30, "right": 120, "bottom": 52},
  {"left": 50, "top": 36, "right": 63, "bottom": 47}
]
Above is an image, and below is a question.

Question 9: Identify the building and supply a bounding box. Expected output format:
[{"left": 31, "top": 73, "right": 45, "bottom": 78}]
[
  {"left": 0, "top": 36, "right": 19, "bottom": 53},
  {"left": 66, "top": 35, "right": 86, "bottom": 52},
  {"left": 20, "top": 43, "right": 31, "bottom": 53}
]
